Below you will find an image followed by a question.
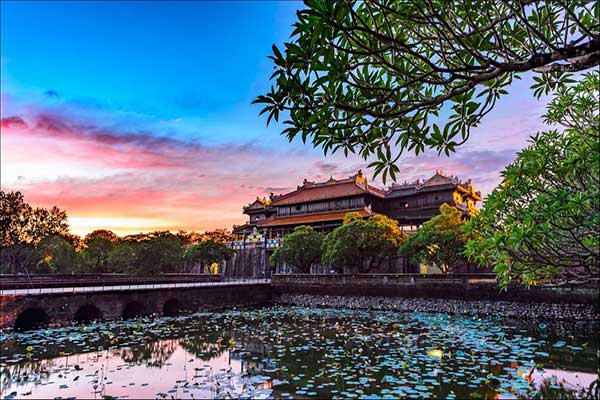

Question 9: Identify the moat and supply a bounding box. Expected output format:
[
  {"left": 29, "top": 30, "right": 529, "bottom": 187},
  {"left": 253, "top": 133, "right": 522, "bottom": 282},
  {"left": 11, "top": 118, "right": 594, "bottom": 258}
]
[{"left": 1, "top": 306, "right": 598, "bottom": 399}]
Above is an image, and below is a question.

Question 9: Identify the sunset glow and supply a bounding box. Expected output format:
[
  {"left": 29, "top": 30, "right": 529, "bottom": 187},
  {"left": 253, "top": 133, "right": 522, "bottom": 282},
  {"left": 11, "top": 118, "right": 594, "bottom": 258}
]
[{"left": 0, "top": 1, "right": 545, "bottom": 236}]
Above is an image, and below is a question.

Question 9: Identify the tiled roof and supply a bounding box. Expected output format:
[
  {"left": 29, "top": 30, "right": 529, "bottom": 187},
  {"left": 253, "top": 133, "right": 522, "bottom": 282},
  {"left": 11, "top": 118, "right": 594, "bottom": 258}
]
[
  {"left": 257, "top": 209, "right": 373, "bottom": 227},
  {"left": 269, "top": 171, "right": 386, "bottom": 206},
  {"left": 271, "top": 181, "right": 369, "bottom": 205}
]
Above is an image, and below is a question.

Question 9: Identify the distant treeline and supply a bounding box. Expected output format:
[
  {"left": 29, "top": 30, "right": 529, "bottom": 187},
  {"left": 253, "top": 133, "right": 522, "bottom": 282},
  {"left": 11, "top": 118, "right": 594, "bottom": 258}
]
[{"left": 0, "top": 191, "right": 234, "bottom": 275}]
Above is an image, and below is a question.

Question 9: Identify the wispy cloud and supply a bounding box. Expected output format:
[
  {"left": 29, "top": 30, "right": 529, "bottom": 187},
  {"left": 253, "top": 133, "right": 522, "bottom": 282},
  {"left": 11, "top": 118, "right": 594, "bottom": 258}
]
[{"left": 1, "top": 91, "right": 539, "bottom": 235}]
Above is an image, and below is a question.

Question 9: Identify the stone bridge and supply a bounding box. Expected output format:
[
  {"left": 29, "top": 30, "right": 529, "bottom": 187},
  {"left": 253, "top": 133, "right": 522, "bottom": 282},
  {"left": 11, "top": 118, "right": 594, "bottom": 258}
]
[{"left": 0, "top": 279, "right": 271, "bottom": 331}]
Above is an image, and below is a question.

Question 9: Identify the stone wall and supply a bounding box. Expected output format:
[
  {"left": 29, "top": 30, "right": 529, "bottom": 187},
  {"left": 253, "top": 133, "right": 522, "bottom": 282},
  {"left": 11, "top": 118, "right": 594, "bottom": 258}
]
[
  {"left": 222, "top": 248, "right": 272, "bottom": 278},
  {"left": 0, "top": 283, "right": 272, "bottom": 330},
  {"left": 272, "top": 273, "right": 599, "bottom": 305}
]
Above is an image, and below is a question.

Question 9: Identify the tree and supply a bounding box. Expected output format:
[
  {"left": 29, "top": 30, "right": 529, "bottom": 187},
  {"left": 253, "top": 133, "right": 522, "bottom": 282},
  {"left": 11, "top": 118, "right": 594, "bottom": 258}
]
[
  {"left": 182, "top": 240, "right": 234, "bottom": 273},
  {"left": 0, "top": 244, "right": 40, "bottom": 274},
  {"left": 399, "top": 204, "right": 471, "bottom": 273},
  {"left": 464, "top": 72, "right": 599, "bottom": 288},
  {"left": 269, "top": 225, "right": 324, "bottom": 273},
  {"left": 1, "top": 191, "right": 69, "bottom": 246},
  {"left": 36, "top": 235, "right": 81, "bottom": 274},
  {"left": 323, "top": 214, "right": 407, "bottom": 273},
  {"left": 135, "top": 235, "right": 183, "bottom": 275},
  {"left": 255, "top": 1, "right": 599, "bottom": 182},
  {"left": 81, "top": 237, "right": 115, "bottom": 273},
  {"left": 107, "top": 240, "right": 139, "bottom": 274},
  {"left": 85, "top": 229, "right": 120, "bottom": 243},
  {"left": 80, "top": 230, "right": 119, "bottom": 273},
  {"left": 201, "top": 229, "right": 235, "bottom": 243}
]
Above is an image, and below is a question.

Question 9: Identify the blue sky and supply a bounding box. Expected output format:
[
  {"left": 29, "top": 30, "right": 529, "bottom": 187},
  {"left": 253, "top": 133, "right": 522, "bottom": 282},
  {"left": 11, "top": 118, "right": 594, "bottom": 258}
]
[
  {"left": 1, "top": 1, "right": 546, "bottom": 235},
  {"left": 1, "top": 1, "right": 302, "bottom": 143}
]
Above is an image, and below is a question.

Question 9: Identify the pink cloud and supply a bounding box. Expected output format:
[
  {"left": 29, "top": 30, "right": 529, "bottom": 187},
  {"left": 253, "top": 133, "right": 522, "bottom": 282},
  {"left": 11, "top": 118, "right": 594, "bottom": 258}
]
[{"left": 1, "top": 99, "right": 534, "bottom": 236}]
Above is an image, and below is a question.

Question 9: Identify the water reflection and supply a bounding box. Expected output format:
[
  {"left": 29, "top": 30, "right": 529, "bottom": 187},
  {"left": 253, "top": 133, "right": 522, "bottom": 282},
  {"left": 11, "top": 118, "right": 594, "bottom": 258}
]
[
  {"left": 120, "top": 339, "right": 179, "bottom": 368},
  {"left": 0, "top": 307, "right": 598, "bottom": 399}
]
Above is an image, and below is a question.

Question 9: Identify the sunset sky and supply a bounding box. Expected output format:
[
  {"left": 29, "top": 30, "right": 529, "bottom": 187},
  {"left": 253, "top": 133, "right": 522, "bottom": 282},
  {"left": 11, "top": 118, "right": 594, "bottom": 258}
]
[{"left": 1, "top": 1, "right": 549, "bottom": 237}]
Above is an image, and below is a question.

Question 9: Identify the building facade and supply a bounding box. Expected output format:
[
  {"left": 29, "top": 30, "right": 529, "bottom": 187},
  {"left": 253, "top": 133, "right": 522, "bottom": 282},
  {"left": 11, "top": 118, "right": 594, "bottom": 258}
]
[{"left": 232, "top": 170, "right": 481, "bottom": 244}]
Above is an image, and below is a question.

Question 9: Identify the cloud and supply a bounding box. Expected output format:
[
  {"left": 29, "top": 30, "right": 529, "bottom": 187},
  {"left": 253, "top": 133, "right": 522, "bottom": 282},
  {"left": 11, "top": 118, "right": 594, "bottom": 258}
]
[
  {"left": 44, "top": 90, "right": 60, "bottom": 98},
  {"left": 1, "top": 109, "right": 367, "bottom": 235},
  {"left": 1, "top": 96, "right": 532, "bottom": 235},
  {"left": 315, "top": 161, "right": 338, "bottom": 174}
]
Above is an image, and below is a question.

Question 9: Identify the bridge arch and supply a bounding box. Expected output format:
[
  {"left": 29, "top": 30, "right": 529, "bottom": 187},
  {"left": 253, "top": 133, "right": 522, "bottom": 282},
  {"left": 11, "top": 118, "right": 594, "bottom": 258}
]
[
  {"left": 74, "top": 304, "right": 103, "bottom": 323},
  {"left": 122, "top": 301, "right": 147, "bottom": 319},
  {"left": 14, "top": 307, "right": 49, "bottom": 331},
  {"left": 163, "top": 298, "right": 182, "bottom": 316}
]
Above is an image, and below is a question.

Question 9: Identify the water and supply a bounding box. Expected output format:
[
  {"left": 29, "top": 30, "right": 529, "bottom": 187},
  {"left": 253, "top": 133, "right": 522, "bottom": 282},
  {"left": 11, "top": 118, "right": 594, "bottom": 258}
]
[{"left": 1, "top": 306, "right": 598, "bottom": 399}]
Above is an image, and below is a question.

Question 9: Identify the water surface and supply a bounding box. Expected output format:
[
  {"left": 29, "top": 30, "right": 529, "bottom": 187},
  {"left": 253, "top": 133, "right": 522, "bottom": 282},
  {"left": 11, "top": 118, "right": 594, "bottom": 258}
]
[{"left": 1, "top": 307, "right": 598, "bottom": 399}]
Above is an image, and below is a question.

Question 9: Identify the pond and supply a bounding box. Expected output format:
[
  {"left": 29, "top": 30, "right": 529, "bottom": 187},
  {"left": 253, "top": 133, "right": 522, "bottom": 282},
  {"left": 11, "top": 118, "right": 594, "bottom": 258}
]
[{"left": 1, "top": 306, "right": 598, "bottom": 399}]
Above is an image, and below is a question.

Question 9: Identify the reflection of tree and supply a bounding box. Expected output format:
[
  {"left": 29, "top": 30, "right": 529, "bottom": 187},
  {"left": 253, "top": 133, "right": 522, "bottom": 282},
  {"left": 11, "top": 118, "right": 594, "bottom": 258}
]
[
  {"left": 120, "top": 339, "right": 178, "bottom": 368},
  {"left": 519, "top": 376, "right": 599, "bottom": 399},
  {"left": 180, "top": 340, "right": 226, "bottom": 361},
  {"left": 1, "top": 358, "right": 54, "bottom": 391}
]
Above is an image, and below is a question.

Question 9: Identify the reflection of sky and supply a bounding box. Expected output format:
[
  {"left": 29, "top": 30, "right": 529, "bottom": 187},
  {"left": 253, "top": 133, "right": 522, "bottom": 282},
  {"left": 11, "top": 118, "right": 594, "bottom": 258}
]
[
  {"left": 533, "top": 368, "right": 598, "bottom": 392},
  {"left": 1, "top": 2, "right": 553, "bottom": 235},
  {"left": 1, "top": 308, "right": 597, "bottom": 399},
  {"left": 1, "top": 345, "right": 243, "bottom": 399}
]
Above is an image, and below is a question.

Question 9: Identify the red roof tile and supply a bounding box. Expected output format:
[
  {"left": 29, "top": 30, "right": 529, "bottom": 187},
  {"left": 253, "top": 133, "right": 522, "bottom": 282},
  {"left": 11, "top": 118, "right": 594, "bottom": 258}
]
[
  {"left": 257, "top": 209, "right": 372, "bottom": 227},
  {"left": 270, "top": 174, "right": 385, "bottom": 206}
]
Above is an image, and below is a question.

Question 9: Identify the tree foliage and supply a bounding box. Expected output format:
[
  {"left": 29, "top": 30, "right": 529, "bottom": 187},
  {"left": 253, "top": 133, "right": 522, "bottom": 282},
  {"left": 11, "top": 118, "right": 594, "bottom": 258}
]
[
  {"left": 464, "top": 72, "right": 599, "bottom": 288},
  {"left": 399, "top": 204, "right": 471, "bottom": 273},
  {"left": 270, "top": 225, "right": 324, "bottom": 272},
  {"left": 255, "top": 0, "right": 599, "bottom": 182},
  {"left": 182, "top": 240, "right": 234, "bottom": 273},
  {"left": 36, "top": 235, "right": 81, "bottom": 274},
  {"left": 81, "top": 237, "right": 116, "bottom": 273},
  {"left": 323, "top": 214, "right": 407, "bottom": 273},
  {"left": 1, "top": 191, "right": 69, "bottom": 246}
]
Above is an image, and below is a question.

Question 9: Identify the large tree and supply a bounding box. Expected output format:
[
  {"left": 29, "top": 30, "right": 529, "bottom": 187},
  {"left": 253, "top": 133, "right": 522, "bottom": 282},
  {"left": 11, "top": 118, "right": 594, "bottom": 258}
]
[
  {"left": 255, "top": 1, "right": 599, "bottom": 182},
  {"left": 182, "top": 240, "right": 234, "bottom": 273},
  {"left": 323, "top": 213, "right": 407, "bottom": 273},
  {"left": 399, "top": 204, "right": 471, "bottom": 273},
  {"left": 270, "top": 225, "right": 324, "bottom": 273},
  {"left": 36, "top": 235, "right": 81, "bottom": 274},
  {"left": 1, "top": 191, "right": 70, "bottom": 246},
  {"left": 464, "top": 72, "right": 599, "bottom": 288},
  {"left": 81, "top": 230, "right": 119, "bottom": 273}
]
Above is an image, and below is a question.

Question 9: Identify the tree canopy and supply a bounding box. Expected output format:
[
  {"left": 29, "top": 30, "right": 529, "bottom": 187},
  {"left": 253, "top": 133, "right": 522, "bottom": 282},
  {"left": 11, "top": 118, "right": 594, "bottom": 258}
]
[
  {"left": 464, "top": 71, "right": 599, "bottom": 288},
  {"left": 182, "top": 240, "right": 234, "bottom": 273},
  {"left": 270, "top": 225, "right": 324, "bottom": 272},
  {"left": 1, "top": 191, "right": 69, "bottom": 246},
  {"left": 323, "top": 213, "right": 407, "bottom": 273},
  {"left": 399, "top": 204, "right": 471, "bottom": 273},
  {"left": 255, "top": 0, "right": 599, "bottom": 182}
]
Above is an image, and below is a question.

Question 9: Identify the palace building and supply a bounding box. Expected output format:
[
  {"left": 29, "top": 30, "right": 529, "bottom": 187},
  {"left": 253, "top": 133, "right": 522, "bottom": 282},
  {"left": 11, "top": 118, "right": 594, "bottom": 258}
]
[{"left": 232, "top": 170, "right": 481, "bottom": 246}]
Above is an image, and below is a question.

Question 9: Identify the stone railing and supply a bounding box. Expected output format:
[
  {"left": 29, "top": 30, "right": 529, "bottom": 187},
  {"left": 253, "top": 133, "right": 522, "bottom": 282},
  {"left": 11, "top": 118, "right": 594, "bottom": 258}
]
[
  {"left": 0, "top": 273, "right": 221, "bottom": 290},
  {"left": 272, "top": 273, "right": 599, "bottom": 304},
  {"left": 273, "top": 273, "right": 498, "bottom": 285}
]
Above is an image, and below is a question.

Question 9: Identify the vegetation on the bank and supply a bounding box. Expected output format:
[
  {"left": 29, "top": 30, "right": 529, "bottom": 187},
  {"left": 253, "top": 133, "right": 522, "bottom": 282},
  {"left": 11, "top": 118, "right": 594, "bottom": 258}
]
[
  {"left": 323, "top": 213, "right": 407, "bottom": 273},
  {"left": 257, "top": 1, "right": 599, "bottom": 286},
  {"left": 465, "top": 72, "right": 600, "bottom": 288},
  {"left": 399, "top": 204, "right": 471, "bottom": 274},
  {"left": 272, "top": 214, "right": 406, "bottom": 273},
  {"left": 270, "top": 226, "right": 324, "bottom": 273},
  {"left": 255, "top": 1, "right": 599, "bottom": 182},
  {"left": 183, "top": 241, "right": 235, "bottom": 274},
  {"left": 0, "top": 191, "right": 234, "bottom": 275}
]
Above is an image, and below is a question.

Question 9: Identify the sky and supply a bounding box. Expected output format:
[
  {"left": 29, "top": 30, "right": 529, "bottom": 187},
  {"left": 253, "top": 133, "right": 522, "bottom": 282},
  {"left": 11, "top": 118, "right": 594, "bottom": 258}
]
[{"left": 1, "top": 1, "right": 549, "bottom": 236}]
